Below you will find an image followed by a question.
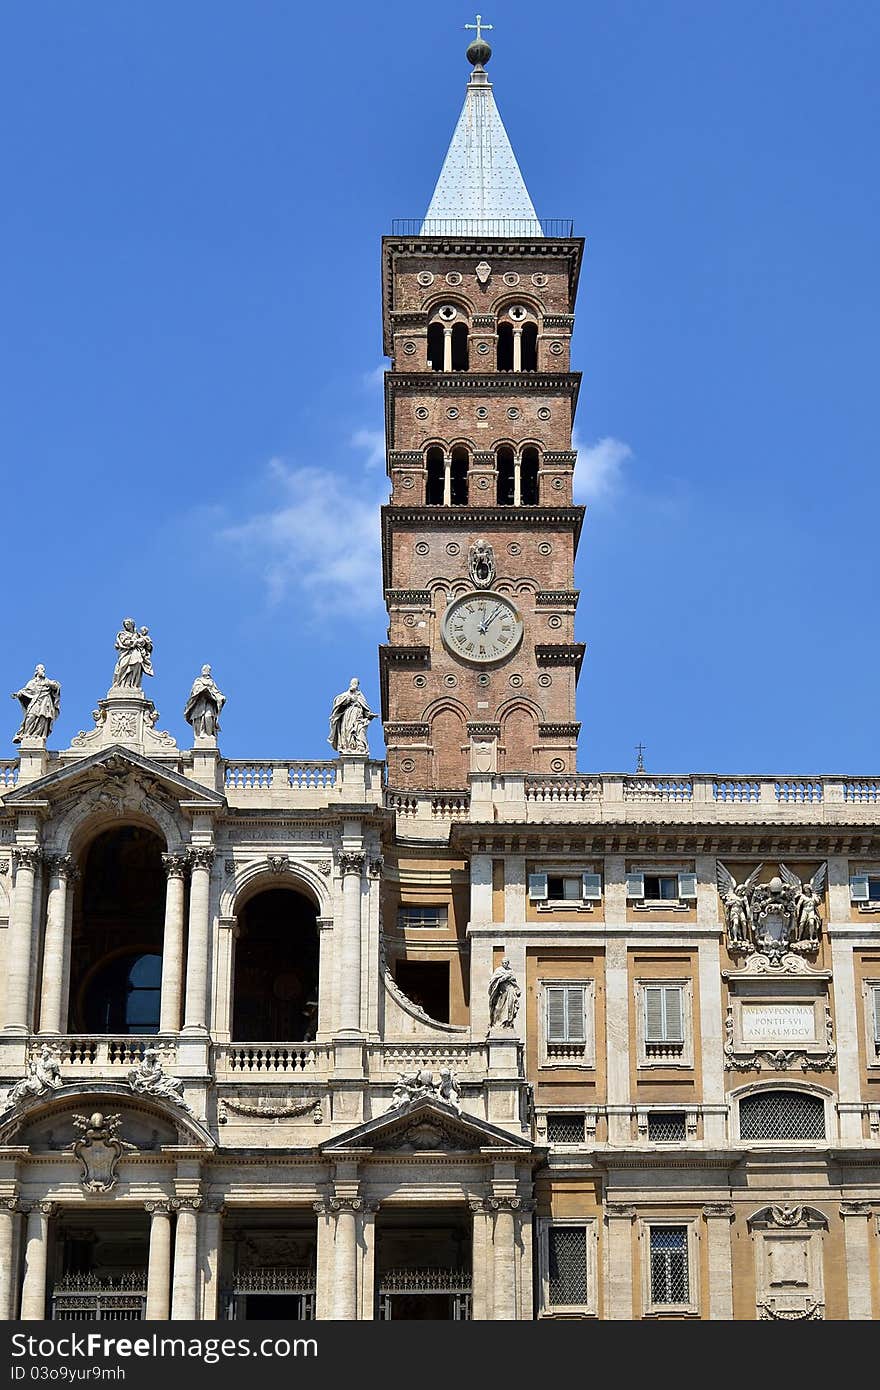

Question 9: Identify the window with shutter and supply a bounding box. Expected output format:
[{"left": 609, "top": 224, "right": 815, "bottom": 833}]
[
  {"left": 626, "top": 872, "right": 645, "bottom": 899},
  {"left": 528, "top": 873, "right": 548, "bottom": 900},
  {"left": 872, "top": 985, "right": 880, "bottom": 1046},
  {"left": 640, "top": 982, "right": 688, "bottom": 1063},
  {"left": 543, "top": 982, "right": 592, "bottom": 1064},
  {"left": 582, "top": 872, "right": 602, "bottom": 900},
  {"left": 849, "top": 874, "right": 869, "bottom": 903},
  {"left": 677, "top": 872, "right": 697, "bottom": 900}
]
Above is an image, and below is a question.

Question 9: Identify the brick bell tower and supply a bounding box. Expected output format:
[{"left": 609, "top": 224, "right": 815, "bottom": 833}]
[{"left": 379, "top": 27, "right": 585, "bottom": 791}]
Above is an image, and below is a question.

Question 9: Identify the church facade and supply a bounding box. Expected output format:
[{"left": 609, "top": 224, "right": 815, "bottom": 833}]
[{"left": 1, "top": 34, "right": 879, "bottom": 1323}]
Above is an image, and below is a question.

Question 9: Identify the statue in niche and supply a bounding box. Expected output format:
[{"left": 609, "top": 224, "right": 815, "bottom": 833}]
[
  {"left": 6, "top": 1044, "right": 63, "bottom": 1108},
  {"left": 488, "top": 958, "right": 520, "bottom": 1028},
  {"left": 327, "top": 677, "right": 377, "bottom": 755},
  {"left": 127, "top": 1047, "right": 192, "bottom": 1113},
  {"left": 112, "top": 618, "right": 154, "bottom": 689},
  {"left": 468, "top": 538, "right": 496, "bottom": 589},
  {"left": 10, "top": 665, "right": 61, "bottom": 743},
  {"left": 184, "top": 664, "right": 226, "bottom": 737}
]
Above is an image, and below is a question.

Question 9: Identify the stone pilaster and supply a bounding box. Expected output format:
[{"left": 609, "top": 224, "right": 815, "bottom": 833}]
[
  {"left": 160, "top": 855, "right": 188, "bottom": 1034},
  {"left": 330, "top": 1197, "right": 362, "bottom": 1319},
  {"left": 145, "top": 1200, "right": 173, "bottom": 1320},
  {"left": 489, "top": 1196, "right": 519, "bottom": 1320},
  {"left": 469, "top": 1198, "right": 492, "bottom": 1320},
  {"left": 19, "top": 1201, "right": 56, "bottom": 1320},
  {"left": 199, "top": 1203, "right": 225, "bottom": 1321},
  {"left": 5, "top": 847, "right": 42, "bottom": 1033},
  {"left": 337, "top": 853, "right": 365, "bottom": 1034},
  {"left": 182, "top": 847, "right": 214, "bottom": 1033},
  {"left": 840, "top": 1202, "right": 873, "bottom": 1320},
  {"left": 170, "top": 1197, "right": 202, "bottom": 1319},
  {"left": 702, "top": 1204, "right": 735, "bottom": 1319},
  {"left": 0, "top": 1199, "right": 23, "bottom": 1320},
  {"left": 38, "top": 855, "right": 79, "bottom": 1034},
  {"left": 605, "top": 1204, "right": 636, "bottom": 1319}
]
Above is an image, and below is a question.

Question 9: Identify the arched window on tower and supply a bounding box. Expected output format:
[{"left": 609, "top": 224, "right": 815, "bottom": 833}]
[
  {"left": 450, "top": 446, "right": 469, "bottom": 505},
  {"left": 521, "top": 447, "right": 540, "bottom": 505},
  {"left": 521, "top": 322, "right": 538, "bottom": 372},
  {"left": 427, "top": 323, "right": 445, "bottom": 372},
  {"left": 497, "top": 446, "right": 516, "bottom": 506},
  {"left": 497, "top": 322, "right": 514, "bottom": 371},
  {"left": 451, "top": 323, "right": 469, "bottom": 371},
  {"left": 426, "top": 447, "right": 445, "bottom": 505}
]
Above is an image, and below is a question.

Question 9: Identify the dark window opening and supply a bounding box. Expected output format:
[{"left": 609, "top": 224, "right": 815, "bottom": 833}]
[
  {"left": 427, "top": 323, "right": 444, "bottom": 372},
  {"left": 497, "top": 322, "right": 514, "bottom": 371},
  {"left": 869, "top": 878, "right": 880, "bottom": 901},
  {"left": 521, "top": 447, "right": 540, "bottom": 505},
  {"left": 82, "top": 952, "right": 161, "bottom": 1035},
  {"left": 450, "top": 447, "right": 468, "bottom": 506},
  {"left": 426, "top": 447, "right": 445, "bottom": 505},
  {"left": 644, "top": 874, "right": 679, "bottom": 900},
  {"left": 393, "top": 960, "right": 450, "bottom": 1022},
  {"left": 521, "top": 322, "right": 538, "bottom": 371},
  {"left": 450, "top": 323, "right": 469, "bottom": 371},
  {"left": 497, "top": 447, "right": 515, "bottom": 505},
  {"left": 233, "top": 888, "right": 319, "bottom": 1042}
]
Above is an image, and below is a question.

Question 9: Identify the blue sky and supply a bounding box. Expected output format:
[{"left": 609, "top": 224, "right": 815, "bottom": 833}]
[{"left": 2, "top": 1, "right": 878, "bottom": 773}]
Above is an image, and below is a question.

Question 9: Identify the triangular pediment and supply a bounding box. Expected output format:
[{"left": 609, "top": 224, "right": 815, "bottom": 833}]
[
  {"left": 322, "top": 1098, "right": 532, "bottom": 1156},
  {"left": 2, "top": 745, "right": 224, "bottom": 808}
]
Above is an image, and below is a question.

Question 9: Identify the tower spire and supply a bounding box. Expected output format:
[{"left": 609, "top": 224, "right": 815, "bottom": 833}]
[{"left": 420, "top": 23, "right": 542, "bottom": 237}]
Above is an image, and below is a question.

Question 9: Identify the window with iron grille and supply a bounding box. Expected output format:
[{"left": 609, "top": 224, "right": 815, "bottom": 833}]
[
  {"left": 649, "top": 1226, "right": 690, "bottom": 1306},
  {"left": 546, "top": 1112, "right": 586, "bottom": 1144},
  {"left": 397, "top": 905, "right": 448, "bottom": 930},
  {"left": 738, "top": 1090, "right": 826, "bottom": 1141},
  {"left": 547, "top": 1225, "right": 589, "bottom": 1309},
  {"left": 647, "top": 1111, "right": 687, "bottom": 1143}
]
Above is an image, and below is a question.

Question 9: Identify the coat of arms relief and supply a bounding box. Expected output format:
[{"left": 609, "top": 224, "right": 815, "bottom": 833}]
[{"left": 716, "top": 862, "right": 827, "bottom": 962}]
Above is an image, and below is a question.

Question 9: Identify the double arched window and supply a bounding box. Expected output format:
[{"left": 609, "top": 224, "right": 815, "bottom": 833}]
[
  {"left": 496, "top": 445, "right": 540, "bottom": 506},
  {"left": 496, "top": 303, "right": 539, "bottom": 372},
  {"left": 425, "top": 446, "right": 469, "bottom": 506},
  {"left": 427, "top": 304, "right": 470, "bottom": 372}
]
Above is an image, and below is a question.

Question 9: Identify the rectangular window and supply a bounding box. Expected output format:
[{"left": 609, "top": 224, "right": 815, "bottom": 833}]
[
  {"left": 530, "top": 872, "right": 601, "bottom": 903},
  {"left": 871, "top": 984, "right": 880, "bottom": 1047},
  {"left": 644, "top": 984, "right": 684, "bottom": 1044},
  {"left": 849, "top": 874, "right": 880, "bottom": 903},
  {"left": 547, "top": 874, "right": 582, "bottom": 901},
  {"left": 544, "top": 1223, "right": 586, "bottom": 1306},
  {"left": 644, "top": 874, "right": 679, "bottom": 901},
  {"left": 397, "top": 905, "right": 448, "bottom": 930},
  {"left": 647, "top": 1112, "right": 688, "bottom": 1143},
  {"left": 871, "top": 879, "right": 880, "bottom": 902},
  {"left": 546, "top": 1112, "right": 586, "bottom": 1144},
  {"left": 628, "top": 872, "right": 696, "bottom": 902},
  {"left": 649, "top": 1226, "right": 690, "bottom": 1306},
  {"left": 637, "top": 980, "right": 691, "bottom": 1067},
  {"left": 542, "top": 981, "right": 594, "bottom": 1067}
]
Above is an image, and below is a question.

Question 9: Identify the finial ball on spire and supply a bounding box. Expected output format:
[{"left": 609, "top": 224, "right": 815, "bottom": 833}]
[{"left": 465, "top": 14, "right": 493, "bottom": 67}]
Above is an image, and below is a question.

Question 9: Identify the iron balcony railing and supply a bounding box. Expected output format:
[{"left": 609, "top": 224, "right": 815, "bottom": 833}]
[{"left": 391, "top": 218, "right": 575, "bottom": 237}]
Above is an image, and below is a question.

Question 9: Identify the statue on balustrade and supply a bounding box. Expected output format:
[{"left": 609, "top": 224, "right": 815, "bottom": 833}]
[
  {"left": 10, "top": 664, "right": 61, "bottom": 743},
  {"left": 6, "top": 1044, "right": 63, "bottom": 1108},
  {"left": 184, "top": 664, "right": 226, "bottom": 738},
  {"left": 327, "top": 677, "right": 377, "bottom": 755},
  {"left": 127, "top": 1047, "right": 192, "bottom": 1113},
  {"left": 112, "top": 617, "right": 154, "bottom": 689},
  {"left": 488, "top": 958, "right": 520, "bottom": 1028}
]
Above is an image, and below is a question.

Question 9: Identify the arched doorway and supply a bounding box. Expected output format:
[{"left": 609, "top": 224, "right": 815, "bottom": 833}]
[
  {"left": 232, "top": 888, "right": 319, "bottom": 1042},
  {"left": 69, "top": 825, "right": 166, "bottom": 1035}
]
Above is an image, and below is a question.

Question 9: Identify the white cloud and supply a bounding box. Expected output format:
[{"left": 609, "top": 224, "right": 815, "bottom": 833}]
[
  {"left": 350, "top": 428, "right": 386, "bottom": 469},
  {"left": 573, "top": 434, "right": 632, "bottom": 503},
  {"left": 361, "top": 364, "right": 386, "bottom": 389},
  {"left": 220, "top": 453, "right": 387, "bottom": 618}
]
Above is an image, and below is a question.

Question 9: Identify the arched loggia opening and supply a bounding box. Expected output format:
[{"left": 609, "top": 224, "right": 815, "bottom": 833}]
[
  {"left": 449, "top": 446, "right": 469, "bottom": 505},
  {"left": 497, "top": 447, "right": 515, "bottom": 505},
  {"left": 427, "top": 323, "right": 444, "bottom": 372},
  {"left": 426, "top": 447, "right": 445, "bottom": 505},
  {"left": 450, "top": 322, "right": 469, "bottom": 371},
  {"left": 521, "top": 322, "right": 538, "bottom": 371},
  {"left": 68, "top": 825, "right": 166, "bottom": 1035},
  {"left": 521, "top": 447, "right": 540, "bottom": 505},
  {"left": 232, "top": 887, "right": 319, "bottom": 1042},
  {"left": 497, "top": 322, "right": 514, "bottom": 370}
]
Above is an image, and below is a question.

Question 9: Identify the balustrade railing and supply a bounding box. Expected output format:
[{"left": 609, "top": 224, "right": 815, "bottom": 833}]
[
  {"left": 224, "top": 760, "right": 337, "bottom": 791},
  {"left": 844, "top": 780, "right": 880, "bottom": 803},
  {"left": 0, "top": 761, "right": 18, "bottom": 789},
  {"left": 378, "top": 1042, "right": 484, "bottom": 1073},
  {"left": 214, "top": 1042, "right": 331, "bottom": 1076},
  {"left": 385, "top": 790, "right": 469, "bottom": 819},
  {"left": 623, "top": 777, "right": 693, "bottom": 803},
  {"left": 775, "top": 779, "right": 823, "bottom": 803},
  {"left": 53, "top": 1036, "right": 176, "bottom": 1068},
  {"left": 525, "top": 776, "right": 601, "bottom": 803},
  {"left": 713, "top": 779, "right": 761, "bottom": 803}
]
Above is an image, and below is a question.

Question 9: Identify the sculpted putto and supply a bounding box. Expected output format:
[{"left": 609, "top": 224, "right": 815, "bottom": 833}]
[
  {"left": 328, "top": 678, "right": 377, "bottom": 755},
  {"left": 127, "top": 1047, "right": 192, "bottom": 1113},
  {"left": 6, "top": 1045, "right": 63, "bottom": 1108},
  {"left": 488, "top": 958, "right": 521, "bottom": 1028},
  {"left": 10, "top": 665, "right": 61, "bottom": 743},
  {"left": 184, "top": 665, "right": 226, "bottom": 738},
  {"left": 112, "top": 618, "right": 154, "bottom": 689}
]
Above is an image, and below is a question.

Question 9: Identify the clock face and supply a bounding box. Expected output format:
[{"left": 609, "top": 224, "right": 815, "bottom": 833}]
[{"left": 441, "top": 591, "right": 524, "bottom": 665}]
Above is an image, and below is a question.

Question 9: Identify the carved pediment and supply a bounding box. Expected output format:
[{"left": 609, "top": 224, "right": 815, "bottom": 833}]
[
  {"left": 2, "top": 746, "right": 224, "bottom": 814},
  {"left": 322, "top": 1098, "right": 531, "bottom": 1156},
  {"left": 0, "top": 1082, "right": 214, "bottom": 1150}
]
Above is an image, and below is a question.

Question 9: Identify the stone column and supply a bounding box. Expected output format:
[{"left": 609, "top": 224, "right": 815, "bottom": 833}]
[
  {"left": 160, "top": 855, "right": 188, "bottom": 1034},
  {"left": 702, "top": 1204, "right": 735, "bottom": 1319},
  {"left": 490, "top": 1197, "right": 518, "bottom": 1320},
  {"left": 605, "top": 1204, "right": 635, "bottom": 1319},
  {"left": 516, "top": 1199, "right": 535, "bottom": 1320},
  {"left": 182, "top": 847, "right": 214, "bottom": 1033},
  {"left": 331, "top": 1198, "right": 361, "bottom": 1320},
  {"left": 512, "top": 325, "right": 523, "bottom": 373},
  {"left": 313, "top": 1199, "right": 334, "bottom": 1321},
  {"left": 145, "top": 1201, "right": 173, "bottom": 1320},
  {"left": 442, "top": 450, "right": 452, "bottom": 506},
  {"left": 170, "top": 1197, "right": 202, "bottom": 1319},
  {"left": 840, "top": 1202, "right": 873, "bottom": 1320},
  {"left": 469, "top": 1199, "right": 492, "bottom": 1321},
  {"left": 513, "top": 455, "right": 522, "bottom": 505},
  {"left": 5, "top": 846, "right": 42, "bottom": 1033},
  {"left": 39, "top": 855, "right": 77, "bottom": 1034},
  {"left": 442, "top": 325, "right": 453, "bottom": 374},
  {"left": 358, "top": 1202, "right": 377, "bottom": 1320},
  {"left": 337, "top": 854, "right": 365, "bottom": 1034},
  {"left": 0, "top": 1199, "right": 23, "bottom": 1320},
  {"left": 20, "top": 1202, "right": 55, "bottom": 1321},
  {"left": 199, "top": 1203, "right": 224, "bottom": 1321}
]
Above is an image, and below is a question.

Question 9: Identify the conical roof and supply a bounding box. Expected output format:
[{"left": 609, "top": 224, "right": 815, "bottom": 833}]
[{"left": 420, "top": 59, "right": 542, "bottom": 237}]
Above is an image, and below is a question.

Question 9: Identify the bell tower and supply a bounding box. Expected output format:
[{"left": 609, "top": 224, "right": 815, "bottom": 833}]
[{"left": 379, "top": 30, "right": 585, "bottom": 791}]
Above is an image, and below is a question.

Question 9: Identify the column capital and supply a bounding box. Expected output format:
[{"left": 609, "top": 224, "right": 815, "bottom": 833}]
[
  {"left": 330, "top": 1196, "right": 363, "bottom": 1212},
  {"left": 13, "top": 846, "right": 42, "bottom": 872},
  {"left": 170, "top": 1196, "right": 203, "bottom": 1213},
  {"left": 488, "top": 1195, "right": 522, "bottom": 1212},
  {"left": 368, "top": 857, "right": 383, "bottom": 878},
  {"left": 0, "top": 1197, "right": 24, "bottom": 1213},
  {"left": 338, "top": 851, "right": 365, "bottom": 878},
  {"left": 605, "top": 1203, "right": 637, "bottom": 1221},
  {"left": 469, "top": 1197, "right": 491, "bottom": 1214},
  {"left": 186, "top": 846, "right": 215, "bottom": 872},
  {"left": 162, "top": 853, "right": 189, "bottom": 880},
  {"left": 24, "top": 1201, "right": 57, "bottom": 1218},
  {"left": 839, "top": 1201, "right": 872, "bottom": 1218},
  {"left": 44, "top": 853, "right": 79, "bottom": 882},
  {"left": 144, "top": 1199, "right": 173, "bottom": 1215},
  {"left": 702, "top": 1203, "right": 735, "bottom": 1221}
]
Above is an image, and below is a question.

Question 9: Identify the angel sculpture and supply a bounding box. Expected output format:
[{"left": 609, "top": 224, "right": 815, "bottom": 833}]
[
  {"left": 779, "top": 863, "right": 827, "bottom": 947},
  {"left": 715, "top": 863, "right": 764, "bottom": 949}
]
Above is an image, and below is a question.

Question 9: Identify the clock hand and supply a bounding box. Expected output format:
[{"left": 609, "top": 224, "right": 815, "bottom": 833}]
[{"left": 483, "top": 605, "right": 503, "bottom": 629}]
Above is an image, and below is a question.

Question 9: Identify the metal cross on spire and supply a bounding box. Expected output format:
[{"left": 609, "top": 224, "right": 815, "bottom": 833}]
[
  {"left": 635, "top": 742, "right": 646, "bottom": 774},
  {"left": 465, "top": 14, "right": 493, "bottom": 43}
]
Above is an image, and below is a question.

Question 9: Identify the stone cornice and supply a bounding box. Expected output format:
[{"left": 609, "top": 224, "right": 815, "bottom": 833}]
[
  {"left": 451, "top": 823, "right": 880, "bottom": 857},
  {"left": 535, "top": 644, "right": 587, "bottom": 677}
]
